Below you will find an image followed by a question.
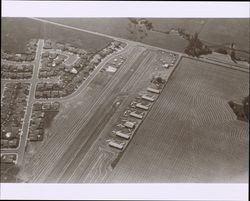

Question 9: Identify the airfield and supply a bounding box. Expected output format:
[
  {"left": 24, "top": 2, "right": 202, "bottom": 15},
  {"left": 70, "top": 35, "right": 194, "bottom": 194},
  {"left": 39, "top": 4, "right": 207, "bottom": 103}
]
[{"left": 1, "top": 18, "right": 249, "bottom": 183}]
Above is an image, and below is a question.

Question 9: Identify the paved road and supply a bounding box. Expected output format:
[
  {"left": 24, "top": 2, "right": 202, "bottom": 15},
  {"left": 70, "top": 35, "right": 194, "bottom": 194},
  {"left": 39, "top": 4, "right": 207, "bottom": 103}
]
[
  {"left": 2, "top": 17, "right": 246, "bottom": 175},
  {"left": 37, "top": 42, "right": 132, "bottom": 103},
  {"left": 29, "top": 45, "right": 144, "bottom": 182},
  {"left": 1, "top": 40, "right": 44, "bottom": 165},
  {"left": 31, "top": 17, "right": 249, "bottom": 71}
]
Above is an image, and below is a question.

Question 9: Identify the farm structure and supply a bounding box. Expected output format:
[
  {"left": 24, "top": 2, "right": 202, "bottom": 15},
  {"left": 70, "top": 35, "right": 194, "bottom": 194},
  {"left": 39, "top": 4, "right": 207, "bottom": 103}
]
[{"left": 107, "top": 57, "right": 249, "bottom": 183}]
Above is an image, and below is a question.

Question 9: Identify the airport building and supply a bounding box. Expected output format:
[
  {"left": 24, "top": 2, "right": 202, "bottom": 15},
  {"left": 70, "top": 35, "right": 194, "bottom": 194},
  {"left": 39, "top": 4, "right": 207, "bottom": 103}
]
[
  {"left": 130, "top": 111, "right": 143, "bottom": 119},
  {"left": 147, "top": 87, "right": 160, "bottom": 94},
  {"left": 136, "top": 102, "right": 149, "bottom": 110},
  {"left": 124, "top": 121, "right": 136, "bottom": 129},
  {"left": 115, "top": 131, "right": 130, "bottom": 140},
  {"left": 109, "top": 141, "right": 124, "bottom": 150},
  {"left": 142, "top": 95, "right": 155, "bottom": 102}
]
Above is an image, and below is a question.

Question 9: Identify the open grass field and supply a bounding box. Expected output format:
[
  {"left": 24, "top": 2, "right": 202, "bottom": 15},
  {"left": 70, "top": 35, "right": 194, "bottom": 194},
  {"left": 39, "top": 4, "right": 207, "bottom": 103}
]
[
  {"left": 1, "top": 18, "right": 112, "bottom": 53},
  {"left": 198, "top": 19, "right": 250, "bottom": 52},
  {"left": 107, "top": 57, "right": 249, "bottom": 183},
  {"left": 45, "top": 18, "right": 188, "bottom": 53},
  {"left": 150, "top": 18, "right": 249, "bottom": 51},
  {"left": 45, "top": 18, "right": 249, "bottom": 53}
]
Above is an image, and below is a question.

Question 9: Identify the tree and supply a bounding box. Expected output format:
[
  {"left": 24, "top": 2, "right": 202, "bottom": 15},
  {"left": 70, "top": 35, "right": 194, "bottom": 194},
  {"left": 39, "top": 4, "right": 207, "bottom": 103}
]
[{"left": 243, "top": 95, "right": 249, "bottom": 120}]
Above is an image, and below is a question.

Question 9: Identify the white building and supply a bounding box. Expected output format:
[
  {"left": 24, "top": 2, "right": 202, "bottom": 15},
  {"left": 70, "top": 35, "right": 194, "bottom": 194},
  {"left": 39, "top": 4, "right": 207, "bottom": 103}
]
[
  {"left": 147, "top": 87, "right": 160, "bottom": 94},
  {"left": 136, "top": 103, "right": 149, "bottom": 110},
  {"left": 124, "top": 121, "right": 136, "bottom": 129},
  {"left": 109, "top": 141, "right": 124, "bottom": 150},
  {"left": 130, "top": 111, "right": 143, "bottom": 119},
  {"left": 115, "top": 131, "right": 130, "bottom": 140},
  {"left": 142, "top": 95, "right": 155, "bottom": 102}
]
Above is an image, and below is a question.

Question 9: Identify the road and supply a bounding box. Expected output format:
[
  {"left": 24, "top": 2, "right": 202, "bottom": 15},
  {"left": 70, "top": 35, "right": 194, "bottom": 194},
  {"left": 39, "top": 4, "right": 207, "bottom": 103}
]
[
  {"left": 46, "top": 49, "right": 150, "bottom": 183},
  {"left": 37, "top": 42, "right": 133, "bottom": 103},
  {"left": 1, "top": 38, "right": 129, "bottom": 165},
  {"left": 31, "top": 17, "right": 250, "bottom": 73},
  {"left": 1, "top": 40, "right": 44, "bottom": 165},
  {"left": 2, "top": 17, "right": 248, "bottom": 181},
  {"left": 27, "top": 45, "right": 145, "bottom": 182},
  {"left": 31, "top": 17, "right": 249, "bottom": 71}
]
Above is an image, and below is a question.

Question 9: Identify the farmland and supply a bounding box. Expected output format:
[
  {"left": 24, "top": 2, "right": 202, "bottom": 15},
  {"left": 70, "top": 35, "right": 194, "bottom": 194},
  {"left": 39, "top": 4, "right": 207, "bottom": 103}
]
[
  {"left": 1, "top": 17, "right": 249, "bottom": 184},
  {"left": 43, "top": 18, "right": 188, "bottom": 52},
  {"left": 2, "top": 18, "right": 113, "bottom": 54},
  {"left": 106, "top": 57, "right": 249, "bottom": 183},
  {"left": 45, "top": 18, "right": 249, "bottom": 53}
]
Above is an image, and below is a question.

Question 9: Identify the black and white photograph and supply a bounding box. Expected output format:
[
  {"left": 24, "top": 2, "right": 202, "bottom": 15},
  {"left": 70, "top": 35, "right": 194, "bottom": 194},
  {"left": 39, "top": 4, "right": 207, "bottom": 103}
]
[{"left": 1, "top": 1, "right": 249, "bottom": 200}]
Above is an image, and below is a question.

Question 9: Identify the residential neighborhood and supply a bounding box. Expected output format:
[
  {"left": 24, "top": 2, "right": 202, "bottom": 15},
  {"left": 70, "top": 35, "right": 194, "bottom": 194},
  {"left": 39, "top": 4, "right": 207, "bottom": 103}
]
[
  {"left": 28, "top": 102, "right": 60, "bottom": 142},
  {"left": 1, "top": 63, "right": 33, "bottom": 79},
  {"left": 1, "top": 39, "right": 37, "bottom": 62},
  {"left": 1, "top": 82, "right": 30, "bottom": 149}
]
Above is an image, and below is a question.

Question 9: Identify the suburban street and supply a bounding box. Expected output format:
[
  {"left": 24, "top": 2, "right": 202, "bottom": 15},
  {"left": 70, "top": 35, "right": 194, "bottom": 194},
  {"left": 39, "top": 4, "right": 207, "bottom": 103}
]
[
  {"left": 1, "top": 17, "right": 248, "bottom": 184},
  {"left": 1, "top": 40, "right": 44, "bottom": 165},
  {"left": 1, "top": 38, "right": 131, "bottom": 166}
]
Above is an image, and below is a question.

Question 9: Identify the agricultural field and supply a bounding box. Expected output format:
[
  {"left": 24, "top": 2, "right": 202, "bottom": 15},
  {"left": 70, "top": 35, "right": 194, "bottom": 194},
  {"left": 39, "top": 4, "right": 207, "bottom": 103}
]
[
  {"left": 198, "top": 19, "right": 250, "bottom": 52},
  {"left": 1, "top": 17, "right": 248, "bottom": 184},
  {"left": 107, "top": 57, "right": 249, "bottom": 183},
  {"left": 2, "top": 18, "right": 113, "bottom": 54},
  {"left": 44, "top": 18, "right": 188, "bottom": 53},
  {"left": 45, "top": 18, "right": 249, "bottom": 53}
]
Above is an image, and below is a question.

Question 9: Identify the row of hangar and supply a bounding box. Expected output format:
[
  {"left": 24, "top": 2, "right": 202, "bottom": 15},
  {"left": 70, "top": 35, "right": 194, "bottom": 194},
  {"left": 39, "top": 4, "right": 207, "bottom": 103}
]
[{"left": 108, "top": 87, "right": 161, "bottom": 150}]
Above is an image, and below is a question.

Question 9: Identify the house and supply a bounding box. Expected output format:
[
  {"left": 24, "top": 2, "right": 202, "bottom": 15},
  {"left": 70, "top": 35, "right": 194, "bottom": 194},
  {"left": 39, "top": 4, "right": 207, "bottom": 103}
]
[
  {"left": 42, "top": 103, "right": 51, "bottom": 110},
  {"left": 47, "top": 71, "right": 54, "bottom": 77},
  {"left": 163, "top": 63, "right": 169, "bottom": 68},
  {"left": 49, "top": 53, "right": 57, "bottom": 59},
  {"left": 46, "top": 83, "right": 54, "bottom": 91},
  {"left": 26, "top": 55, "right": 34, "bottom": 61},
  {"left": 16, "top": 73, "right": 23, "bottom": 79},
  {"left": 1, "top": 154, "right": 16, "bottom": 164},
  {"left": 8, "top": 139, "right": 18, "bottom": 148},
  {"left": 44, "top": 91, "right": 51, "bottom": 98},
  {"left": 56, "top": 43, "right": 65, "bottom": 50},
  {"left": 33, "top": 102, "right": 43, "bottom": 111},
  {"left": 36, "top": 83, "right": 45, "bottom": 91},
  {"left": 17, "top": 65, "right": 24, "bottom": 72},
  {"left": 70, "top": 68, "right": 78, "bottom": 74},
  {"left": 51, "top": 102, "right": 60, "bottom": 111},
  {"left": 51, "top": 91, "right": 59, "bottom": 98},
  {"left": 35, "top": 91, "right": 43, "bottom": 99},
  {"left": 91, "top": 54, "right": 102, "bottom": 64},
  {"left": 29, "top": 130, "right": 43, "bottom": 141},
  {"left": 1, "top": 139, "right": 9, "bottom": 148},
  {"left": 10, "top": 73, "right": 17, "bottom": 79},
  {"left": 42, "top": 51, "right": 49, "bottom": 57},
  {"left": 23, "top": 72, "right": 32, "bottom": 78},
  {"left": 23, "top": 65, "right": 33, "bottom": 72},
  {"left": 39, "top": 72, "right": 47, "bottom": 78}
]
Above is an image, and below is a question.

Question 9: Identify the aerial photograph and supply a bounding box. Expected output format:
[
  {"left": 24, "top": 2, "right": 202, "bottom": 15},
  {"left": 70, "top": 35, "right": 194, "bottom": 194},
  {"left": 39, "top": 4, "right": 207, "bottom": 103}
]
[{"left": 1, "top": 17, "right": 249, "bottom": 183}]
